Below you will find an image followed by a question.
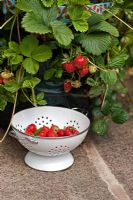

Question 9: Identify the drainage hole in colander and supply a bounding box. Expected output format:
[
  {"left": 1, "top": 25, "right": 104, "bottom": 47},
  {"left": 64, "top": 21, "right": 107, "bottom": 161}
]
[
  {"left": 38, "top": 118, "right": 40, "bottom": 120},
  {"left": 46, "top": 117, "right": 48, "bottom": 119}
]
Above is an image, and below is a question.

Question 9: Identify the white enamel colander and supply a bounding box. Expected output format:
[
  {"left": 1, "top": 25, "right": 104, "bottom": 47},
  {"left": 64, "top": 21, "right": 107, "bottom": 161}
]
[{"left": 10, "top": 106, "right": 90, "bottom": 171}]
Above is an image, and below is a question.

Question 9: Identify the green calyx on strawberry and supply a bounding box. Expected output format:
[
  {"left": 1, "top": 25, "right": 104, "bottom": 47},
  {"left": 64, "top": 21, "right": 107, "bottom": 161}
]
[{"left": 51, "top": 124, "right": 59, "bottom": 133}]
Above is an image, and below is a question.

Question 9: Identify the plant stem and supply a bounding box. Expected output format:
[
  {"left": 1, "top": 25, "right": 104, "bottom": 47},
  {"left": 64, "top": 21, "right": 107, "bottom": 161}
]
[
  {"left": 0, "top": 92, "right": 18, "bottom": 143},
  {"left": 8, "top": 15, "right": 17, "bottom": 68},
  {"left": 89, "top": 60, "right": 106, "bottom": 71},
  {"left": 31, "top": 87, "right": 37, "bottom": 107},
  {"left": 22, "top": 89, "right": 34, "bottom": 105},
  {"left": 101, "top": 84, "right": 108, "bottom": 109},
  {"left": 16, "top": 14, "right": 21, "bottom": 43},
  {"left": 9, "top": 15, "right": 17, "bottom": 42},
  {"left": 104, "top": 8, "right": 133, "bottom": 31},
  {"left": 0, "top": 15, "right": 14, "bottom": 29}
]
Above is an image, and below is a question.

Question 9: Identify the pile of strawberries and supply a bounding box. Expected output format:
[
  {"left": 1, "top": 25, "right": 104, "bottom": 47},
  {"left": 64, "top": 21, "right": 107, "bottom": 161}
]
[
  {"left": 25, "top": 123, "right": 79, "bottom": 137},
  {"left": 63, "top": 55, "right": 97, "bottom": 92}
]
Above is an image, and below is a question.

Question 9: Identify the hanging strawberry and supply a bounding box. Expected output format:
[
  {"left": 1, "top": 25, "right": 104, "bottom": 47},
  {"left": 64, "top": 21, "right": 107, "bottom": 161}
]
[{"left": 64, "top": 80, "right": 72, "bottom": 93}]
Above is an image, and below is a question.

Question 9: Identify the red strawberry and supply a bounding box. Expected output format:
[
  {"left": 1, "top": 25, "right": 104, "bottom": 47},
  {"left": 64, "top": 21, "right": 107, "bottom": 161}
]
[
  {"left": 63, "top": 62, "right": 75, "bottom": 73},
  {"left": 38, "top": 131, "right": 47, "bottom": 137},
  {"left": 25, "top": 124, "right": 37, "bottom": 135},
  {"left": 41, "top": 126, "right": 50, "bottom": 134},
  {"left": 73, "top": 130, "right": 80, "bottom": 135},
  {"left": 64, "top": 80, "right": 72, "bottom": 93},
  {"left": 57, "top": 129, "right": 65, "bottom": 137},
  {"left": 47, "top": 129, "right": 58, "bottom": 137},
  {"left": 25, "top": 129, "right": 33, "bottom": 135},
  {"left": 79, "top": 66, "right": 89, "bottom": 77},
  {"left": 65, "top": 126, "right": 75, "bottom": 136},
  {"left": 74, "top": 55, "right": 88, "bottom": 69}
]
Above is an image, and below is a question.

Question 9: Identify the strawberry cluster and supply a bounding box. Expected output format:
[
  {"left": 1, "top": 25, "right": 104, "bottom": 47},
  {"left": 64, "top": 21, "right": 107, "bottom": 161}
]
[
  {"left": 25, "top": 123, "right": 79, "bottom": 137},
  {"left": 63, "top": 55, "right": 97, "bottom": 93}
]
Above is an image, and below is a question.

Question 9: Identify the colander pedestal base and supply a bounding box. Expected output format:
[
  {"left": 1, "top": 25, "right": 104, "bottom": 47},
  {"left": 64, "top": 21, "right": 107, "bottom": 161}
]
[{"left": 24, "top": 151, "right": 74, "bottom": 171}]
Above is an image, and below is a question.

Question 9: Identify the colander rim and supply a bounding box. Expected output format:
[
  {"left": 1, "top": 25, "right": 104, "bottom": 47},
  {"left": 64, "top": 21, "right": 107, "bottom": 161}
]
[{"left": 11, "top": 106, "right": 90, "bottom": 139}]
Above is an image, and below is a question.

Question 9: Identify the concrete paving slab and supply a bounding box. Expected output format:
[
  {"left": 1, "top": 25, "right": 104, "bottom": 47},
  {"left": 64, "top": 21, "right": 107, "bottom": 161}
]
[
  {"left": 90, "top": 118, "right": 133, "bottom": 199},
  {"left": 0, "top": 132, "right": 114, "bottom": 200}
]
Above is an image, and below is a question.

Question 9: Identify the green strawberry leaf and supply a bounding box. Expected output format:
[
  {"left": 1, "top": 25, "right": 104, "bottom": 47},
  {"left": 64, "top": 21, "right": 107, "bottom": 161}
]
[
  {"left": 10, "top": 55, "right": 23, "bottom": 65},
  {"left": 111, "top": 109, "right": 129, "bottom": 124},
  {"left": 22, "top": 77, "right": 40, "bottom": 88},
  {"left": 37, "top": 99, "right": 47, "bottom": 105},
  {"left": 4, "top": 81, "right": 20, "bottom": 93},
  {"left": 100, "top": 70, "right": 117, "bottom": 85},
  {"left": 36, "top": 92, "right": 45, "bottom": 101},
  {"left": 55, "top": 68, "right": 63, "bottom": 78},
  {"left": 3, "top": 49, "right": 16, "bottom": 57},
  {"left": 32, "top": 45, "right": 52, "bottom": 62},
  {"left": 23, "top": 58, "right": 39, "bottom": 74},
  {"left": 92, "top": 107, "right": 104, "bottom": 119},
  {"left": 78, "top": 32, "right": 111, "bottom": 55},
  {"left": 50, "top": 20, "right": 74, "bottom": 46},
  {"left": 72, "top": 20, "right": 89, "bottom": 32},
  {"left": 0, "top": 98, "right": 7, "bottom": 111},
  {"left": 69, "top": 6, "right": 90, "bottom": 32},
  {"left": 86, "top": 77, "right": 99, "bottom": 87},
  {"left": 9, "top": 41, "right": 20, "bottom": 53},
  {"left": 90, "top": 21, "right": 119, "bottom": 37},
  {"left": 89, "top": 86, "right": 104, "bottom": 98},
  {"left": 41, "top": 0, "right": 54, "bottom": 7},
  {"left": 91, "top": 119, "right": 108, "bottom": 136},
  {"left": 44, "top": 68, "right": 56, "bottom": 80},
  {"left": 20, "top": 35, "right": 39, "bottom": 57},
  {"left": 108, "top": 55, "right": 127, "bottom": 68},
  {"left": 22, "top": 13, "right": 52, "bottom": 35},
  {"left": 101, "top": 100, "right": 110, "bottom": 115}
]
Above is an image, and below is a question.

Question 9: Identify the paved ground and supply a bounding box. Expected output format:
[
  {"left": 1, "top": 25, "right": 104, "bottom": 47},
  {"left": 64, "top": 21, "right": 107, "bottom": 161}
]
[
  {"left": 0, "top": 76, "right": 133, "bottom": 200},
  {"left": 0, "top": 117, "right": 132, "bottom": 200}
]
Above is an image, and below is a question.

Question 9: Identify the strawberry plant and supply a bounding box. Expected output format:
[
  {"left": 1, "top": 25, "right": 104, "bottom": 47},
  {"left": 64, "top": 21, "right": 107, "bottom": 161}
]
[{"left": 0, "top": 0, "right": 133, "bottom": 142}]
